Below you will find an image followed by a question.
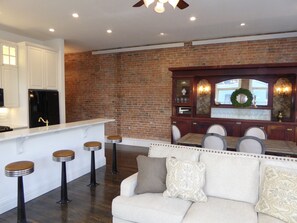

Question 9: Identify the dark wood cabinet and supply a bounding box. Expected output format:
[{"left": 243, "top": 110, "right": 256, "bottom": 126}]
[
  {"left": 191, "top": 119, "right": 241, "bottom": 136},
  {"left": 267, "top": 124, "right": 296, "bottom": 141},
  {"left": 239, "top": 122, "right": 268, "bottom": 136},
  {"left": 170, "top": 63, "right": 297, "bottom": 143},
  {"left": 171, "top": 118, "right": 191, "bottom": 137}
]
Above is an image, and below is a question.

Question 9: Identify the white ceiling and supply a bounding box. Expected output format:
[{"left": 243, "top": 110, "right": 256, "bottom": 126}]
[{"left": 0, "top": 0, "right": 297, "bottom": 54}]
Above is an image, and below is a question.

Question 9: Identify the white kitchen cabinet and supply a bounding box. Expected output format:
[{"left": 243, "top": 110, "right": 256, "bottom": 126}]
[
  {"left": 27, "top": 46, "right": 43, "bottom": 89},
  {"left": 27, "top": 46, "right": 58, "bottom": 90},
  {"left": 44, "top": 49, "right": 58, "bottom": 89},
  {"left": 1, "top": 66, "right": 19, "bottom": 107}
]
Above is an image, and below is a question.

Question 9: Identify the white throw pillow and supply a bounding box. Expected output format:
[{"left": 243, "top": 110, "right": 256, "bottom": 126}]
[
  {"left": 255, "top": 166, "right": 297, "bottom": 223},
  {"left": 163, "top": 157, "right": 207, "bottom": 202}
]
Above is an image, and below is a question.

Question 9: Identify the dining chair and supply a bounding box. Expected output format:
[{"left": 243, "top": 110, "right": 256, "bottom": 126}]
[
  {"left": 206, "top": 124, "right": 227, "bottom": 136},
  {"left": 201, "top": 133, "right": 227, "bottom": 150},
  {"left": 236, "top": 136, "right": 266, "bottom": 154},
  {"left": 172, "top": 125, "right": 181, "bottom": 144},
  {"left": 244, "top": 127, "right": 267, "bottom": 140}
]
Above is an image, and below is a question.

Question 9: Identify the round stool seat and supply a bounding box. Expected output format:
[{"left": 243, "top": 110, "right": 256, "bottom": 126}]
[
  {"left": 53, "top": 150, "right": 75, "bottom": 162},
  {"left": 5, "top": 161, "right": 34, "bottom": 177},
  {"left": 84, "top": 141, "right": 102, "bottom": 151},
  {"left": 107, "top": 135, "right": 122, "bottom": 143}
]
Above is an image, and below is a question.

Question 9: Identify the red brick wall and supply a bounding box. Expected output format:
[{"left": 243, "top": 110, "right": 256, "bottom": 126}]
[{"left": 65, "top": 38, "right": 297, "bottom": 141}]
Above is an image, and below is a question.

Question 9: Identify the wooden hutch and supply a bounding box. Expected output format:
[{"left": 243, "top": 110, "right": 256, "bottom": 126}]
[{"left": 170, "top": 63, "right": 297, "bottom": 143}]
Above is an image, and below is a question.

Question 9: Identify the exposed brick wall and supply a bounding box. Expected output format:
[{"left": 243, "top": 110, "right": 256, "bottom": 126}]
[{"left": 65, "top": 38, "right": 297, "bottom": 141}]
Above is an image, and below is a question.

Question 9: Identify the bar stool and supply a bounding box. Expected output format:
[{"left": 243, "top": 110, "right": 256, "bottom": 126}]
[
  {"left": 5, "top": 161, "right": 34, "bottom": 223},
  {"left": 107, "top": 135, "right": 122, "bottom": 174},
  {"left": 83, "top": 141, "right": 102, "bottom": 187},
  {"left": 52, "top": 150, "right": 75, "bottom": 204}
]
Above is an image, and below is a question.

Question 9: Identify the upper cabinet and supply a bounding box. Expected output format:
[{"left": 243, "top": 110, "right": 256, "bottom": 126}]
[
  {"left": 19, "top": 42, "right": 58, "bottom": 90},
  {"left": 44, "top": 50, "right": 58, "bottom": 89},
  {"left": 172, "top": 78, "right": 193, "bottom": 116},
  {"left": 27, "top": 46, "right": 58, "bottom": 89},
  {"left": 0, "top": 43, "right": 19, "bottom": 107}
]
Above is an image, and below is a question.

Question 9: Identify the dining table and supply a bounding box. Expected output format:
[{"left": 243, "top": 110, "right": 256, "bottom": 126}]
[{"left": 177, "top": 133, "right": 297, "bottom": 158}]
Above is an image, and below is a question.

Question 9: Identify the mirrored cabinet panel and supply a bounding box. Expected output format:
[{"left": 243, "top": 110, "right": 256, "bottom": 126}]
[{"left": 215, "top": 79, "right": 268, "bottom": 106}]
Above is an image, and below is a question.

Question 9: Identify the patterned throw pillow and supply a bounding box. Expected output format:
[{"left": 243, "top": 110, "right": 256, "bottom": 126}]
[
  {"left": 163, "top": 157, "right": 207, "bottom": 202},
  {"left": 255, "top": 166, "right": 297, "bottom": 223}
]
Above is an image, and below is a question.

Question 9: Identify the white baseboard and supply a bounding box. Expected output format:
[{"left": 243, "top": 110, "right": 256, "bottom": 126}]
[{"left": 106, "top": 137, "right": 170, "bottom": 148}]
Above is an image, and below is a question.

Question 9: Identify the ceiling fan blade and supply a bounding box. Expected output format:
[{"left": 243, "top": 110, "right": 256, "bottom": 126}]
[
  {"left": 133, "top": 0, "right": 144, "bottom": 7},
  {"left": 177, "top": 0, "right": 189, "bottom": 9}
]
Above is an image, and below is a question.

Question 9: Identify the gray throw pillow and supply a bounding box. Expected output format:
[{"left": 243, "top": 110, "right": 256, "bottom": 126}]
[{"left": 135, "top": 155, "right": 167, "bottom": 194}]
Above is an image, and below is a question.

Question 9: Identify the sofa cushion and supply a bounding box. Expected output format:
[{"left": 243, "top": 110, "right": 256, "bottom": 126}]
[
  {"left": 183, "top": 196, "right": 257, "bottom": 223},
  {"left": 200, "top": 152, "right": 260, "bottom": 204},
  {"left": 258, "top": 213, "right": 286, "bottom": 223},
  {"left": 163, "top": 157, "right": 207, "bottom": 202},
  {"left": 112, "top": 193, "right": 192, "bottom": 223},
  {"left": 255, "top": 166, "right": 297, "bottom": 223},
  {"left": 135, "top": 155, "right": 167, "bottom": 194},
  {"left": 149, "top": 143, "right": 199, "bottom": 161}
]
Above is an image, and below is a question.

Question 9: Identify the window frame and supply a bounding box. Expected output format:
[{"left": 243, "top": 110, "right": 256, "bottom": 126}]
[{"left": 1, "top": 42, "right": 18, "bottom": 66}]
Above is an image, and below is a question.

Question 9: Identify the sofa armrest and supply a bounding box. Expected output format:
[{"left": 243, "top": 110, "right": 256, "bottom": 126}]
[{"left": 120, "top": 172, "right": 138, "bottom": 197}]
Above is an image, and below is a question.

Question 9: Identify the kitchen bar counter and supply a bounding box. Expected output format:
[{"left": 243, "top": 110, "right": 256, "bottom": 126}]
[
  {"left": 0, "top": 118, "right": 114, "bottom": 214},
  {"left": 0, "top": 118, "right": 114, "bottom": 142}
]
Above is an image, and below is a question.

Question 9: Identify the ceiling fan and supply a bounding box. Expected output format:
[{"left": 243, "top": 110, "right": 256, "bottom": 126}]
[{"left": 133, "top": 0, "right": 189, "bottom": 11}]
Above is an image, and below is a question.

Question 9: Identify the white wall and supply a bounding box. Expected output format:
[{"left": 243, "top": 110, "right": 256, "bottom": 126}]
[{"left": 0, "top": 30, "right": 44, "bottom": 45}]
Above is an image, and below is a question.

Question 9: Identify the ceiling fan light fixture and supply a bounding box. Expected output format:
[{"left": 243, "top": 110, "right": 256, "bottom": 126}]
[
  {"left": 168, "top": 0, "right": 179, "bottom": 8},
  {"left": 154, "top": 2, "right": 165, "bottom": 13},
  {"left": 144, "top": 0, "right": 155, "bottom": 7}
]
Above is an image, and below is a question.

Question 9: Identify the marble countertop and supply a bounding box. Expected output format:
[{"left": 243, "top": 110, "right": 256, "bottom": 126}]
[{"left": 0, "top": 118, "right": 114, "bottom": 142}]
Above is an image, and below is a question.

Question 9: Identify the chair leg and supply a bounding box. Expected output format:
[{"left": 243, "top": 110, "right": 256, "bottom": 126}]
[
  {"left": 112, "top": 143, "right": 118, "bottom": 174},
  {"left": 57, "top": 162, "right": 71, "bottom": 204},
  {"left": 17, "top": 176, "right": 27, "bottom": 223},
  {"left": 88, "top": 151, "right": 99, "bottom": 187}
]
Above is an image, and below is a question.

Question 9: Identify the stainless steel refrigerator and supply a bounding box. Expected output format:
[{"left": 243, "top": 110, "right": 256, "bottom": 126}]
[{"left": 28, "top": 89, "right": 60, "bottom": 128}]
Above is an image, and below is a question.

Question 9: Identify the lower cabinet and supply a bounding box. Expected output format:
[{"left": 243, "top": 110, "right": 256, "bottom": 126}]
[
  {"left": 239, "top": 122, "right": 267, "bottom": 136},
  {"left": 171, "top": 117, "right": 297, "bottom": 142},
  {"left": 267, "top": 125, "right": 295, "bottom": 141},
  {"left": 191, "top": 120, "right": 241, "bottom": 137},
  {"left": 171, "top": 118, "right": 191, "bottom": 138}
]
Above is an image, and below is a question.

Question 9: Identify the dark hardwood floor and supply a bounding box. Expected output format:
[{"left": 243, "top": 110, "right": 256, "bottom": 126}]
[{"left": 0, "top": 144, "right": 148, "bottom": 223}]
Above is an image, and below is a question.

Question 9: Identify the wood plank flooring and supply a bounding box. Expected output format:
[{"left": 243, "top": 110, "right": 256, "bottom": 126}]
[{"left": 0, "top": 144, "right": 148, "bottom": 223}]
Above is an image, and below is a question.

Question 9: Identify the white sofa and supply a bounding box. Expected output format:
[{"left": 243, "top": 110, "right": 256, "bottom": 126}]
[{"left": 112, "top": 143, "right": 297, "bottom": 223}]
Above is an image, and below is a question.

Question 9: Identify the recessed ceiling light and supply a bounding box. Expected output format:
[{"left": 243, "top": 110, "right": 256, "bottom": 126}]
[
  {"left": 49, "top": 28, "right": 55, "bottom": 32},
  {"left": 160, "top": 32, "right": 165, "bottom": 36},
  {"left": 107, "top": 29, "right": 112, "bottom": 34},
  {"left": 240, "top": 23, "right": 246, "bottom": 27},
  {"left": 72, "top": 13, "right": 79, "bottom": 18},
  {"left": 190, "top": 16, "right": 196, "bottom": 21}
]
